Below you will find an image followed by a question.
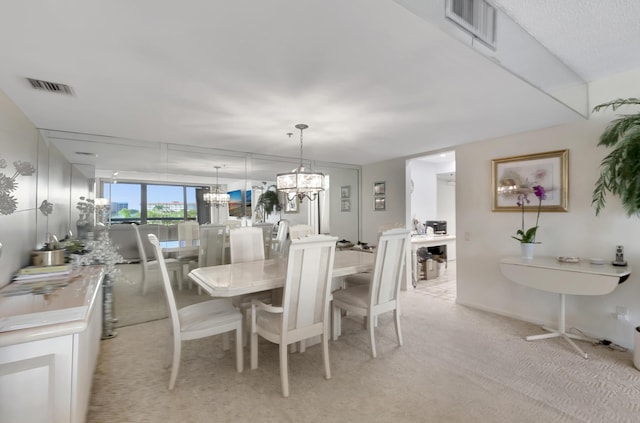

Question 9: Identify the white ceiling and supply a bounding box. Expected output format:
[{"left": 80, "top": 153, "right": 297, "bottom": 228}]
[{"left": 0, "top": 0, "right": 639, "bottom": 177}]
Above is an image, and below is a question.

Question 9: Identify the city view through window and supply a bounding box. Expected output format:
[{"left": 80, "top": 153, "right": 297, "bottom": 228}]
[{"left": 103, "top": 182, "right": 198, "bottom": 224}]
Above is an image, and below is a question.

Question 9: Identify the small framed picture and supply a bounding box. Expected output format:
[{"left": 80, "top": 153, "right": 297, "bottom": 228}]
[
  {"left": 341, "top": 199, "right": 351, "bottom": 212},
  {"left": 374, "top": 181, "right": 386, "bottom": 196},
  {"left": 341, "top": 185, "right": 351, "bottom": 199},
  {"left": 284, "top": 196, "right": 298, "bottom": 213},
  {"left": 374, "top": 197, "right": 385, "bottom": 211}
]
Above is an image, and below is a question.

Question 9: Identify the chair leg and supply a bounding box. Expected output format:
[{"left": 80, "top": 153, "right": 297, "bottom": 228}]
[
  {"left": 368, "top": 314, "right": 377, "bottom": 358},
  {"left": 332, "top": 304, "right": 341, "bottom": 341},
  {"left": 175, "top": 268, "right": 183, "bottom": 291},
  {"left": 250, "top": 330, "right": 258, "bottom": 370},
  {"left": 235, "top": 325, "right": 243, "bottom": 373},
  {"left": 322, "top": 332, "right": 331, "bottom": 380},
  {"left": 169, "top": 337, "right": 182, "bottom": 390},
  {"left": 279, "top": 343, "right": 289, "bottom": 397},
  {"left": 394, "top": 309, "right": 403, "bottom": 347}
]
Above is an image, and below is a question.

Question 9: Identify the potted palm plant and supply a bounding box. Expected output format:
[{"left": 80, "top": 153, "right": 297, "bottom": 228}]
[
  {"left": 255, "top": 184, "right": 281, "bottom": 222},
  {"left": 592, "top": 98, "right": 640, "bottom": 216}
]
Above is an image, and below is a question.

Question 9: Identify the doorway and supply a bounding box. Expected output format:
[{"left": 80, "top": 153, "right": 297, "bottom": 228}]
[{"left": 407, "top": 151, "right": 456, "bottom": 301}]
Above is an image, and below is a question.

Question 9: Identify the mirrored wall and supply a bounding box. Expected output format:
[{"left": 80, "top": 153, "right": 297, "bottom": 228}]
[{"left": 41, "top": 131, "right": 361, "bottom": 328}]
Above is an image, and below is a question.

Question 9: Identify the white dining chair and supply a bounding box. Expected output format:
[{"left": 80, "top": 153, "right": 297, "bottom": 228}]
[
  {"left": 176, "top": 221, "right": 199, "bottom": 289},
  {"left": 332, "top": 228, "right": 410, "bottom": 358},
  {"left": 229, "top": 227, "right": 270, "bottom": 344},
  {"left": 132, "top": 223, "right": 184, "bottom": 294},
  {"left": 250, "top": 235, "right": 338, "bottom": 397},
  {"left": 289, "top": 224, "right": 314, "bottom": 240},
  {"left": 225, "top": 219, "right": 242, "bottom": 230},
  {"left": 271, "top": 219, "right": 289, "bottom": 258},
  {"left": 189, "top": 224, "right": 227, "bottom": 295},
  {"left": 343, "top": 223, "right": 407, "bottom": 287},
  {"left": 253, "top": 222, "right": 274, "bottom": 259},
  {"left": 147, "top": 234, "right": 243, "bottom": 390}
]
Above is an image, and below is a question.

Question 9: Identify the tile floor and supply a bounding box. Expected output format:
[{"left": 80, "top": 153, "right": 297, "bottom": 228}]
[{"left": 412, "top": 260, "right": 457, "bottom": 302}]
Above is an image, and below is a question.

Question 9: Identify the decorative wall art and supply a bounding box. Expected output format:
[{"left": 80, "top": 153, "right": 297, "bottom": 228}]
[
  {"left": 341, "top": 185, "right": 350, "bottom": 199},
  {"left": 492, "top": 149, "right": 568, "bottom": 212},
  {"left": 373, "top": 181, "right": 386, "bottom": 211},
  {"left": 0, "top": 154, "right": 35, "bottom": 215},
  {"left": 284, "top": 195, "right": 298, "bottom": 213},
  {"left": 341, "top": 199, "right": 351, "bottom": 212}
]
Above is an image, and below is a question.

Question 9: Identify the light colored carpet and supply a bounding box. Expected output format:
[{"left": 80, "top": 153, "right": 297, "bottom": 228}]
[{"left": 88, "top": 276, "right": 640, "bottom": 422}]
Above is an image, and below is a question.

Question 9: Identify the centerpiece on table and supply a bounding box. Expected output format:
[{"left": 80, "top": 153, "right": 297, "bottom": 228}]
[{"left": 512, "top": 185, "right": 546, "bottom": 259}]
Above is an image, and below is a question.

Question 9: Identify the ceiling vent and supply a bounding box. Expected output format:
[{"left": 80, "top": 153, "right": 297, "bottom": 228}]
[
  {"left": 445, "top": 0, "right": 497, "bottom": 50},
  {"left": 26, "top": 78, "right": 74, "bottom": 96}
]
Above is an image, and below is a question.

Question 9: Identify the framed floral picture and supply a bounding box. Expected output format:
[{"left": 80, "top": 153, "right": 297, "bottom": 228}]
[
  {"left": 341, "top": 199, "right": 351, "bottom": 212},
  {"left": 341, "top": 185, "right": 351, "bottom": 199},
  {"left": 492, "top": 149, "right": 568, "bottom": 212}
]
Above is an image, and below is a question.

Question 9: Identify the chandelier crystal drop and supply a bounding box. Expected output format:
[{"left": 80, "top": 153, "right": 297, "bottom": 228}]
[
  {"left": 276, "top": 124, "right": 325, "bottom": 201},
  {"left": 204, "top": 166, "right": 230, "bottom": 207}
]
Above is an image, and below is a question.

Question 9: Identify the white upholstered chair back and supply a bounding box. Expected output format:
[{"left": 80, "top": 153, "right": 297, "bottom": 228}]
[
  {"left": 253, "top": 222, "right": 274, "bottom": 259},
  {"left": 198, "top": 224, "right": 227, "bottom": 267},
  {"left": 289, "top": 224, "right": 314, "bottom": 240},
  {"left": 229, "top": 227, "right": 265, "bottom": 264}
]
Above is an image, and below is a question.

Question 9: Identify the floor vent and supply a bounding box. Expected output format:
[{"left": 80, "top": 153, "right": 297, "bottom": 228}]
[
  {"left": 26, "top": 78, "right": 74, "bottom": 96},
  {"left": 445, "top": 0, "right": 497, "bottom": 50}
]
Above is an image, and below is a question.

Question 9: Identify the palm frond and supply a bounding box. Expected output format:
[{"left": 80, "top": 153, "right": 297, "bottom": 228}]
[{"left": 592, "top": 98, "right": 640, "bottom": 113}]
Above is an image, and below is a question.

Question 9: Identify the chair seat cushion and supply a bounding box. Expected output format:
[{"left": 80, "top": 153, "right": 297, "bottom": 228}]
[
  {"left": 344, "top": 272, "right": 371, "bottom": 286},
  {"left": 332, "top": 285, "right": 369, "bottom": 309},
  {"left": 179, "top": 299, "right": 242, "bottom": 333},
  {"left": 255, "top": 310, "right": 282, "bottom": 334}
]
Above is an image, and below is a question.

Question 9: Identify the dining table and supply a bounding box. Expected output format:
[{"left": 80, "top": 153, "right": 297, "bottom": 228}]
[
  {"left": 188, "top": 249, "right": 375, "bottom": 340},
  {"left": 188, "top": 249, "right": 374, "bottom": 297}
]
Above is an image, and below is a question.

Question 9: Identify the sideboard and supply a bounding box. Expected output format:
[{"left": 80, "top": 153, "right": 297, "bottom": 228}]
[{"left": 0, "top": 266, "right": 104, "bottom": 423}]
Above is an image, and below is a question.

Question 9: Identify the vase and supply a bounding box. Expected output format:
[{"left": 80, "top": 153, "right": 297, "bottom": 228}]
[{"left": 520, "top": 243, "right": 535, "bottom": 260}]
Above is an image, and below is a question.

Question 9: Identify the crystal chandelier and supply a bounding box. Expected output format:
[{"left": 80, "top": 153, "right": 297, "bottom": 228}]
[
  {"left": 204, "top": 166, "right": 230, "bottom": 207},
  {"left": 276, "top": 124, "right": 325, "bottom": 201}
]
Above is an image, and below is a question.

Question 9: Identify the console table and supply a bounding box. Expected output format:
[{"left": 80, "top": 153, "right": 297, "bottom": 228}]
[{"left": 499, "top": 256, "right": 630, "bottom": 359}]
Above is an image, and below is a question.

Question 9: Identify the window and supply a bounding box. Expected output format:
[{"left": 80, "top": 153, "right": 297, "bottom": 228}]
[{"left": 102, "top": 182, "right": 202, "bottom": 224}]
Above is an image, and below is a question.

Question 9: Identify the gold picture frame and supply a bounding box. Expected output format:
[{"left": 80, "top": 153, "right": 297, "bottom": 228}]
[{"left": 492, "top": 149, "right": 569, "bottom": 212}]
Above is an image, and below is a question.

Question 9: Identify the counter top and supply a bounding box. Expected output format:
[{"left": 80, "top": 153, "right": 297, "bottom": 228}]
[
  {"left": 500, "top": 256, "right": 630, "bottom": 296},
  {"left": 0, "top": 266, "right": 104, "bottom": 346},
  {"left": 411, "top": 234, "right": 456, "bottom": 243}
]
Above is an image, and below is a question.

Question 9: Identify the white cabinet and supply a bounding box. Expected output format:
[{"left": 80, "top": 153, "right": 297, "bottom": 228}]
[{"left": 0, "top": 267, "right": 103, "bottom": 423}]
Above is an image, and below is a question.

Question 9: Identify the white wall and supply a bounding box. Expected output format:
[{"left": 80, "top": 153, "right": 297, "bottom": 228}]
[
  {"left": 360, "top": 69, "right": 640, "bottom": 349},
  {"left": 0, "top": 90, "right": 41, "bottom": 286},
  {"left": 455, "top": 68, "right": 640, "bottom": 349},
  {"left": 408, "top": 158, "right": 456, "bottom": 234},
  {"left": 436, "top": 178, "right": 456, "bottom": 236},
  {"left": 361, "top": 158, "right": 407, "bottom": 245}
]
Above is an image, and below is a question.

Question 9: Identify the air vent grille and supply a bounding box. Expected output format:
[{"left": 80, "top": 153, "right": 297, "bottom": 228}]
[
  {"left": 26, "top": 78, "right": 74, "bottom": 96},
  {"left": 446, "top": 0, "right": 497, "bottom": 50}
]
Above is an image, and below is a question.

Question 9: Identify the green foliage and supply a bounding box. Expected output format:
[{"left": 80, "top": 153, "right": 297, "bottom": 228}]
[
  {"left": 592, "top": 98, "right": 640, "bottom": 216},
  {"left": 512, "top": 227, "right": 538, "bottom": 243},
  {"left": 257, "top": 189, "right": 280, "bottom": 217}
]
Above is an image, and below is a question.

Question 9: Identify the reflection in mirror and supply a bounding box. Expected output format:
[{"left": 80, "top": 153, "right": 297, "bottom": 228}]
[{"left": 42, "top": 130, "right": 362, "bottom": 329}]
